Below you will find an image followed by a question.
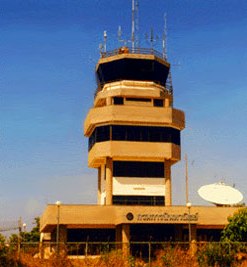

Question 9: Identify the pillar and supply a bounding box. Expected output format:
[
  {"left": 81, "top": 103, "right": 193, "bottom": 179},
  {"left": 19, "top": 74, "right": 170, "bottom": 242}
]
[
  {"left": 190, "top": 225, "right": 197, "bottom": 256},
  {"left": 165, "top": 161, "right": 172, "bottom": 206},
  {"left": 122, "top": 224, "right": 130, "bottom": 256},
  {"left": 105, "top": 157, "right": 113, "bottom": 205},
  {"left": 116, "top": 225, "right": 122, "bottom": 250},
  {"left": 106, "top": 96, "right": 112, "bottom": 105},
  {"left": 165, "top": 98, "right": 169, "bottom": 107},
  {"left": 97, "top": 167, "right": 101, "bottom": 204}
]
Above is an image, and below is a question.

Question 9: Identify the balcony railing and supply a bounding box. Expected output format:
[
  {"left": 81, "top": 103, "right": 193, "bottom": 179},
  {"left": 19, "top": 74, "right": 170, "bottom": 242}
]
[{"left": 100, "top": 46, "right": 165, "bottom": 61}]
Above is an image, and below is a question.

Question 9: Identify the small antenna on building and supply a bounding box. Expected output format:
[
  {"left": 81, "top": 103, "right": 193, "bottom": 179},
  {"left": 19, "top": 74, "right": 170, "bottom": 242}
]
[
  {"left": 145, "top": 27, "right": 159, "bottom": 49},
  {"left": 99, "top": 31, "right": 107, "bottom": 56},
  {"left": 99, "top": 43, "right": 103, "bottom": 55},
  {"left": 103, "top": 30, "right": 107, "bottom": 52},
  {"left": 118, "top": 25, "right": 128, "bottom": 46},
  {"left": 162, "top": 14, "right": 173, "bottom": 95},
  {"left": 162, "top": 13, "right": 168, "bottom": 60},
  {"left": 131, "top": 0, "right": 139, "bottom": 50}
]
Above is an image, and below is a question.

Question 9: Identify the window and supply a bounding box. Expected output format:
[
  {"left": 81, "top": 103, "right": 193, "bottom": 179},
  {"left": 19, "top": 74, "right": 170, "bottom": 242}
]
[
  {"left": 88, "top": 125, "right": 180, "bottom": 150},
  {"left": 154, "top": 99, "right": 164, "bottom": 107},
  {"left": 96, "top": 126, "right": 110, "bottom": 142},
  {"left": 113, "top": 97, "right": 124, "bottom": 105},
  {"left": 112, "top": 125, "right": 126, "bottom": 140},
  {"left": 126, "top": 98, "right": 151, "bottom": 102},
  {"left": 112, "top": 196, "right": 164, "bottom": 206},
  {"left": 113, "top": 161, "right": 164, "bottom": 178},
  {"left": 88, "top": 126, "right": 110, "bottom": 150}
]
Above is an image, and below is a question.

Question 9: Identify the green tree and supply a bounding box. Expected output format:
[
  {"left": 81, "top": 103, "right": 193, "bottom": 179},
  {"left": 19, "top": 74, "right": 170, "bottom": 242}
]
[
  {"left": 0, "top": 233, "right": 6, "bottom": 253},
  {"left": 221, "top": 207, "right": 247, "bottom": 242},
  {"left": 0, "top": 233, "right": 16, "bottom": 266},
  {"left": 22, "top": 217, "right": 40, "bottom": 243},
  {"left": 8, "top": 233, "right": 18, "bottom": 250},
  {"left": 9, "top": 217, "right": 40, "bottom": 246}
]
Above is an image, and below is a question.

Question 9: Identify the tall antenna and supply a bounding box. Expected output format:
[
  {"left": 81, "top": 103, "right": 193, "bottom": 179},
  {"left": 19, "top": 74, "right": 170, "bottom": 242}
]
[
  {"left": 162, "top": 13, "right": 168, "bottom": 60},
  {"left": 118, "top": 25, "right": 128, "bottom": 46},
  {"left": 103, "top": 30, "right": 107, "bottom": 52},
  {"left": 145, "top": 27, "right": 159, "bottom": 49},
  {"left": 162, "top": 14, "right": 173, "bottom": 95},
  {"left": 99, "top": 30, "right": 107, "bottom": 56},
  {"left": 131, "top": 0, "right": 139, "bottom": 50}
]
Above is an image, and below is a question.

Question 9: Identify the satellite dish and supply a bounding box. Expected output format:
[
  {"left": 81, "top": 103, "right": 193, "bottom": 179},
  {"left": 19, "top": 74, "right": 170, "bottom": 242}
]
[{"left": 198, "top": 182, "right": 243, "bottom": 206}]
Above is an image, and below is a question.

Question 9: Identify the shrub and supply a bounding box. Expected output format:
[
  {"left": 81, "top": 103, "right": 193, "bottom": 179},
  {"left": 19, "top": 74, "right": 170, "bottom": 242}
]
[{"left": 197, "top": 242, "right": 235, "bottom": 267}]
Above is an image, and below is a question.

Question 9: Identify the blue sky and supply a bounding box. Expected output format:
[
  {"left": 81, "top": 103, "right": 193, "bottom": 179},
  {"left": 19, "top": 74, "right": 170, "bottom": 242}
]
[{"left": 1, "top": 0, "right": 247, "bottom": 229}]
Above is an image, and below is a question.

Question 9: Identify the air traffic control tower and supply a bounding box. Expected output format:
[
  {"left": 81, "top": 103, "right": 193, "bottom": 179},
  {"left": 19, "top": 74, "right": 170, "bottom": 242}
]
[
  {"left": 40, "top": 5, "right": 242, "bottom": 249},
  {"left": 84, "top": 47, "right": 185, "bottom": 207},
  {"left": 40, "top": 42, "right": 240, "bottom": 256}
]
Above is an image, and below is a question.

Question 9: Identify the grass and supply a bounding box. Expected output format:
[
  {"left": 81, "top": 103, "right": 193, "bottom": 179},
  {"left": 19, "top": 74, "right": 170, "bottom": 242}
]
[{"left": 2, "top": 244, "right": 247, "bottom": 267}]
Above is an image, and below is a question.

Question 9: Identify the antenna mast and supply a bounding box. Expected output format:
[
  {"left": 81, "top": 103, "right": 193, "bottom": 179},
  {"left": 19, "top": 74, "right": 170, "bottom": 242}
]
[
  {"left": 103, "top": 30, "right": 107, "bottom": 52},
  {"left": 162, "top": 14, "right": 173, "bottom": 95},
  {"left": 162, "top": 13, "right": 168, "bottom": 60},
  {"left": 131, "top": 0, "right": 139, "bottom": 50}
]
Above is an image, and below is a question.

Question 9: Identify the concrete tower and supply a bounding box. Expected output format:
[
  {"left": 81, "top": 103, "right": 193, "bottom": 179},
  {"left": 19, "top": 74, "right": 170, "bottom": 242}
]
[
  {"left": 40, "top": 6, "right": 240, "bottom": 249},
  {"left": 84, "top": 47, "right": 185, "bottom": 206}
]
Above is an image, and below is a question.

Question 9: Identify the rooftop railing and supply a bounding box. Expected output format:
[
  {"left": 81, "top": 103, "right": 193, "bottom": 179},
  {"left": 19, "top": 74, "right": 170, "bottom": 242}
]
[{"left": 100, "top": 47, "right": 166, "bottom": 61}]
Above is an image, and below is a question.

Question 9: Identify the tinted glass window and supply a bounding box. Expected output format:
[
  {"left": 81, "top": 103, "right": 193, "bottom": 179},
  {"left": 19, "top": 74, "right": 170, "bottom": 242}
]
[
  {"left": 88, "top": 125, "right": 180, "bottom": 150},
  {"left": 113, "top": 161, "right": 164, "bottom": 177},
  {"left": 154, "top": 99, "right": 164, "bottom": 107},
  {"left": 112, "top": 125, "right": 126, "bottom": 140},
  {"left": 113, "top": 97, "right": 124, "bottom": 105},
  {"left": 126, "top": 98, "right": 151, "bottom": 102},
  {"left": 88, "top": 126, "right": 110, "bottom": 150},
  {"left": 113, "top": 196, "right": 164, "bottom": 206}
]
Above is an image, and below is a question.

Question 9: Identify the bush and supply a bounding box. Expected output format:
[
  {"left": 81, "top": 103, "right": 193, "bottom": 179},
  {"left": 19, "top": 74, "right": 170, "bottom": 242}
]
[
  {"left": 152, "top": 246, "right": 198, "bottom": 267},
  {"left": 221, "top": 208, "right": 247, "bottom": 243},
  {"left": 197, "top": 242, "right": 235, "bottom": 267}
]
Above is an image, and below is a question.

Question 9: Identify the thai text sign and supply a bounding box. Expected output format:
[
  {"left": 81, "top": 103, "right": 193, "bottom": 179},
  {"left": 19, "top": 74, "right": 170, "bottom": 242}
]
[{"left": 136, "top": 212, "right": 198, "bottom": 222}]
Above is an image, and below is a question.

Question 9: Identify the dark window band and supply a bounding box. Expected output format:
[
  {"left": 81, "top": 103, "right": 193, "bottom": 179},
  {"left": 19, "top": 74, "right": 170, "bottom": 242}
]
[
  {"left": 126, "top": 97, "right": 151, "bottom": 102},
  {"left": 113, "top": 195, "right": 165, "bottom": 206},
  {"left": 88, "top": 125, "right": 180, "bottom": 150},
  {"left": 113, "top": 161, "right": 164, "bottom": 177}
]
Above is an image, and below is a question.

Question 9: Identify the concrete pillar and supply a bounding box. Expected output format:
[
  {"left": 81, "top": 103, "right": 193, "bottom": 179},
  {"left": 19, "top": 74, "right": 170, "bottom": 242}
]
[
  {"left": 122, "top": 224, "right": 130, "bottom": 256},
  {"left": 97, "top": 167, "right": 101, "bottom": 204},
  {"left": 106, "top": 97, "right": 112, "bottom": 106},
  {"left": 40, "top": 233, "right": 52, "bottom": 259},
  {"left": 165, "top": 98, "right": 170, "bottom": 107},
  {"left": 165, "top": 161, "right": 172, "bottom": 206},
  {"left": 39, "top": 233, "right": 45, "bottom": 259},
  {"left": 105, "top": 157, "right": 113, "bottom": 205},
  {"left": 115, "top": 225, "right": 122, "bottom": 250},
  {"left": 190, "top": 225, "right": 197, "bottom": 256},
  {"left": 115, "top": 224, "right": 130, "bottom": 255}
]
